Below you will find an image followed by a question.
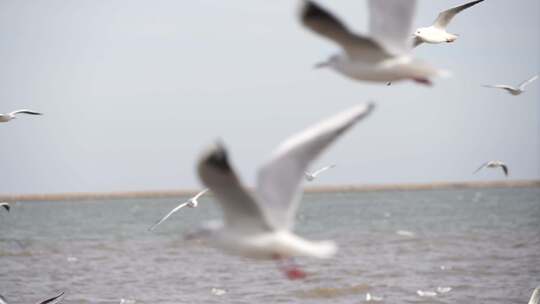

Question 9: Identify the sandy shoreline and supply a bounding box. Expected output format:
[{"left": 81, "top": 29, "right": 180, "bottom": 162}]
[{"left": 1, "top": 180, "right": 538, "bottom": 202}]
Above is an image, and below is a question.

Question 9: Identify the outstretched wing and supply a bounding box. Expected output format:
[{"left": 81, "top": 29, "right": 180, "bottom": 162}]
[
  {"left": 256, "top": 104, "right": 375, "bottom": 230},
  {"left": 500, "top": 164, "right": 509, "bottom": 177},
  {"left": 473, "top": 162, "right": 489, "bottom": 174},
  {"left": 482, "top": 84, "right": 516, "bottom": 92},
  {"left": 518, "top": 75, "right": 538, "bottom": 91},
  {"left": 197, "top": 143, "right": 272, "bottom": 232},
  {"left": 300, "top": 1, "right": 386, "bottom": 61},
  {"left": 0, "top": 203, "right": 10, "bottom": 212},
  {"left": 36, "top": 292, "right": 64, "bottom": 304},
  {"left": 368, "top": 0, "right": 417, "bottom": 55},
  {"left": 529, "top": 287, "right": 540, "bottom": 304},
  {"left": 433, "top": 0, "right": 485, "bottom": 29},
  {"left": 148, "top": 202, "right": 189, "bottom": 231},
  {"left": 0, "top": 294, "right": 8, "bottom": 304},
  {"left": 9, "top": 109, "right": 42, "bottom": 116},
  {"left": 312, "top": 164, "right": 336, "bottom": 177},
  {"left": 193, "top": 188, "right": 209, "bottom": 200}
]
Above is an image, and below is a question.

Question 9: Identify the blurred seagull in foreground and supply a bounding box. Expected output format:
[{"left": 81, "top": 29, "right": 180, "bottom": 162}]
[
  {"left": 0, "top": 202, "right": 10, "bottom": 212},
  {"left": 0, "top": 109, "right": 42, "bottom": 123},
  {"left": 149, "top": 189, "right": 209, "bottom": 231},
  {"left": 413, "top": 0, "right": 485, "bottom": 47},
  {"left": 483, "top": 75, "right": 539, "bottom": 96},
  {"left": 304, "top": 164, "right": 336, "bottom": 182},
  {"left": 529, "top": 287, "right": 540, "bottom": 304},
  {"left": 474, "top": 160, "right": 509, "bottom": 177},
  {"left": 0, "top": 292, "right": 64, "bottom": 304},
  {"left": 300, "top": 0, "right": 445, "bottom": 85},
  {"left": 194, "top": 104, "right": 375, "bottom": 280}
]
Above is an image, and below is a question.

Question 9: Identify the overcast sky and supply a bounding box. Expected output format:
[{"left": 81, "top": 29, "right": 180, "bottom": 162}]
[{"left": 0, "top": 0, "right": 538, "bottom": 195}]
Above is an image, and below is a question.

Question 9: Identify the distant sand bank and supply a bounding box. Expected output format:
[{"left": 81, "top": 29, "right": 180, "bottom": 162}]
[{"left": 1, "top": 180, "right": 538, "bottom": 202}]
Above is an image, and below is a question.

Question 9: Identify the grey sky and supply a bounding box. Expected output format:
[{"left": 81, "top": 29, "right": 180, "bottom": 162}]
[{"left": 1, "top": 0, "right": 538, "bottom": 194}]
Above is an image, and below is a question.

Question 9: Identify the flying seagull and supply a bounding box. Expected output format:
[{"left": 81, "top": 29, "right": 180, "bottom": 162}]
[
  {"left": 300, "top": 0, "right": 444, "bottom": 85},
  {"left": 304, "top": 164, "right": 336, "bottom": 182},
  {"left": 0, "top": 292, "right": 64, "bottom": 304},
  {"left": 193, "top": 103, "right": 375, "bottom": 279},
  {"left": 474, "top": 160, "right": 509, "bottom": 177},
  {"left": 483, "top": 75, "right": 539, "bottom": 96},
  {"left": 413, "top": 0, "right": 485, "bottom": 46},
  {"left": 0, "top": 109, "right": 42, "bottom": 123},
  {"left": 529, "top": 287, "right": 540, "bottom": 304},
  {"left": 0, "top": 202, "right": 10, "bottom": 212},
  {"left": 149, "top": 189, "right": 209, "bottom": 231}
]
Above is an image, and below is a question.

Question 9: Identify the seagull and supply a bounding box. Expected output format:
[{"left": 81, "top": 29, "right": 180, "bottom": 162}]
[
  {"left": 483, "top": 75, "right": 539, "bottom": 96},
  {"left": 300, "top": 0, "right": 444, "bottom": 85},
  {"left": 474, "top": 160, "right": 509, "bottom": 177},
  {"left": 0, "top": 202, "right": 10, "bottom": 212},
  {"left": 148, "top": 189, "right": 209, "bottom": 231},
  {"left": 193, "top": 104, "right": 375, "bottom": 279},
  {"left": 0, "top": 109, "right": 42, "bottom": 123},
  {"left": 304, "top": 164, "right": 336, "bottom": 182},
  {"left": 413, "top": 0, "right": 485, "bottom": 47},
  {"left": 529, "top": 287, "right": 540, "bottom": 304},
  {"left": 0, "top": 292, "right": 64, "bottom": 304}
]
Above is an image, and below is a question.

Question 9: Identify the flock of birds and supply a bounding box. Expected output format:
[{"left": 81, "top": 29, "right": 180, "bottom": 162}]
[{"left": 1, "top": 0, "right": 539, "bottom": 302}]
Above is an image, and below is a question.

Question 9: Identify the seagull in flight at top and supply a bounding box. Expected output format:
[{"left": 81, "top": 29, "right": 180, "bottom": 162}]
[
  {"left": 413, "top": 0, "right": 485, "bottom": 47},
  {"left": 0, "top": 109, "right": 42, "bottom": 123},
  {"left": 304, "top": 164, "right": 336, "bottom": 182},
  {"left": 474, "top": 160, "right": 509, "bottom": 177},
  {"left": 300, "top": 0, "right": 445, "bottom": 85},
  {"left": 192, "top": 103, "right": 375, "bottom": 279},
  {"left": 483, "top": 75, "right": 538, "bottom": 96},
  {"left": 149, "top": 189, "right": 209, "bottom": 231}
]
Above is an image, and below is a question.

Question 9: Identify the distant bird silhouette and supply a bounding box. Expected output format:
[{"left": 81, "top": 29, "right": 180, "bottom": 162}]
[
  {"left": 304, "top": 164, "right": 336, "bottom": 182},
  {"left": 413, "top": 0, "right": 485, "bottom": 46},
  {"left": 474, "top": 160, "right": 509, "bottom": 177},
  {"left": 0, "top": 109, "right": 42, "bottom": 123},
  {"left": 149, "top": 189, "right": 209, "bottom": 231},
  {"left": 483, "top": 75, "right": 538, "bottom": 96}
]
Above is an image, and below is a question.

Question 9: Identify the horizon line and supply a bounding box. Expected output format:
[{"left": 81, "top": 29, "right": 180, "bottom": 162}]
[{"left": 1, "top": 180, "right": 539, "bottom": 202}]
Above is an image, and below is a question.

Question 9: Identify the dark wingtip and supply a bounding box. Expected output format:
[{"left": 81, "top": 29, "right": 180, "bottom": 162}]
[
  {"left": 205, "top": 141, "right": 232, "bottom": 173},
  {"left": 301, "top": 1, "right": 328, "bottom": 23}
]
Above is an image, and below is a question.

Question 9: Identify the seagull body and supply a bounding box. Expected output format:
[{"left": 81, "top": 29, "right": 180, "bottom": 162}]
[
  {"left": 0, "top": 109, "right": 42, "bottom": 123},
  {"left": 148, "top": 189, "right": 209, "bottom": 231},
  {"left": 301, "top": 0, "right": 444, "bottom": 85},
  {"left": 0, "top": 202, "right": 10, "bottom": 212},
  {"left": 193, "top": 104, "right": 375, "bottom": 278},
  {"left": 304, "top": 164, "right": 336, "bottom": 182},
  {"left": 413, "top": 0, "right": 485, "bottom": 46},
  {"left": 483, "top": 75, "right": 538, "bottom": 96},
  {"left": 474, "top": 160, "right": 509, "bottom": 177}
]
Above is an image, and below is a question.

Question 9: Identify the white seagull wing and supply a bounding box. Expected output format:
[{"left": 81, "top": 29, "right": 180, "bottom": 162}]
[
  {"left": 36, "top": 292, "right": 64, "bottom": 304},
  {"left": 0, "top": 294, "right": 8, "bottom": 304},
  {"left": 256, "top": 104, "right": 375, "bottom": 230},
  {"left": 483, "top": 84, "right": 516, "bottom": 91},
  {"left": 311, "top": 164, "right": 336, "bottom": 177},
  {"left": 300, "top": 1, "right": 387, "bottom": 61},
  {"left": 148, "top": 202, "right": 189, "bottom": 231},
  {"left": 529, "top": 287, "right": 540, "bottom": 304},
  {"left": 197, "top": 143, "right": 273, "bottom": 232},
  {"left": 518, "top": 75, "right": 538, "bottom": 91},
  {"left": 368, "top": 0, "right": 417, "bottom": 55},
  {"left": 433, "top": 0, "right": 485, "bottom": 29},
  {"left": 193, "top": 188, "right": 209, "bottom": 200},
  {"left": 473, "top": 162, "right": 489, "bottom": 174},
  {"left": 9, "top": 109, "right": 42, "bottom": 116}
]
